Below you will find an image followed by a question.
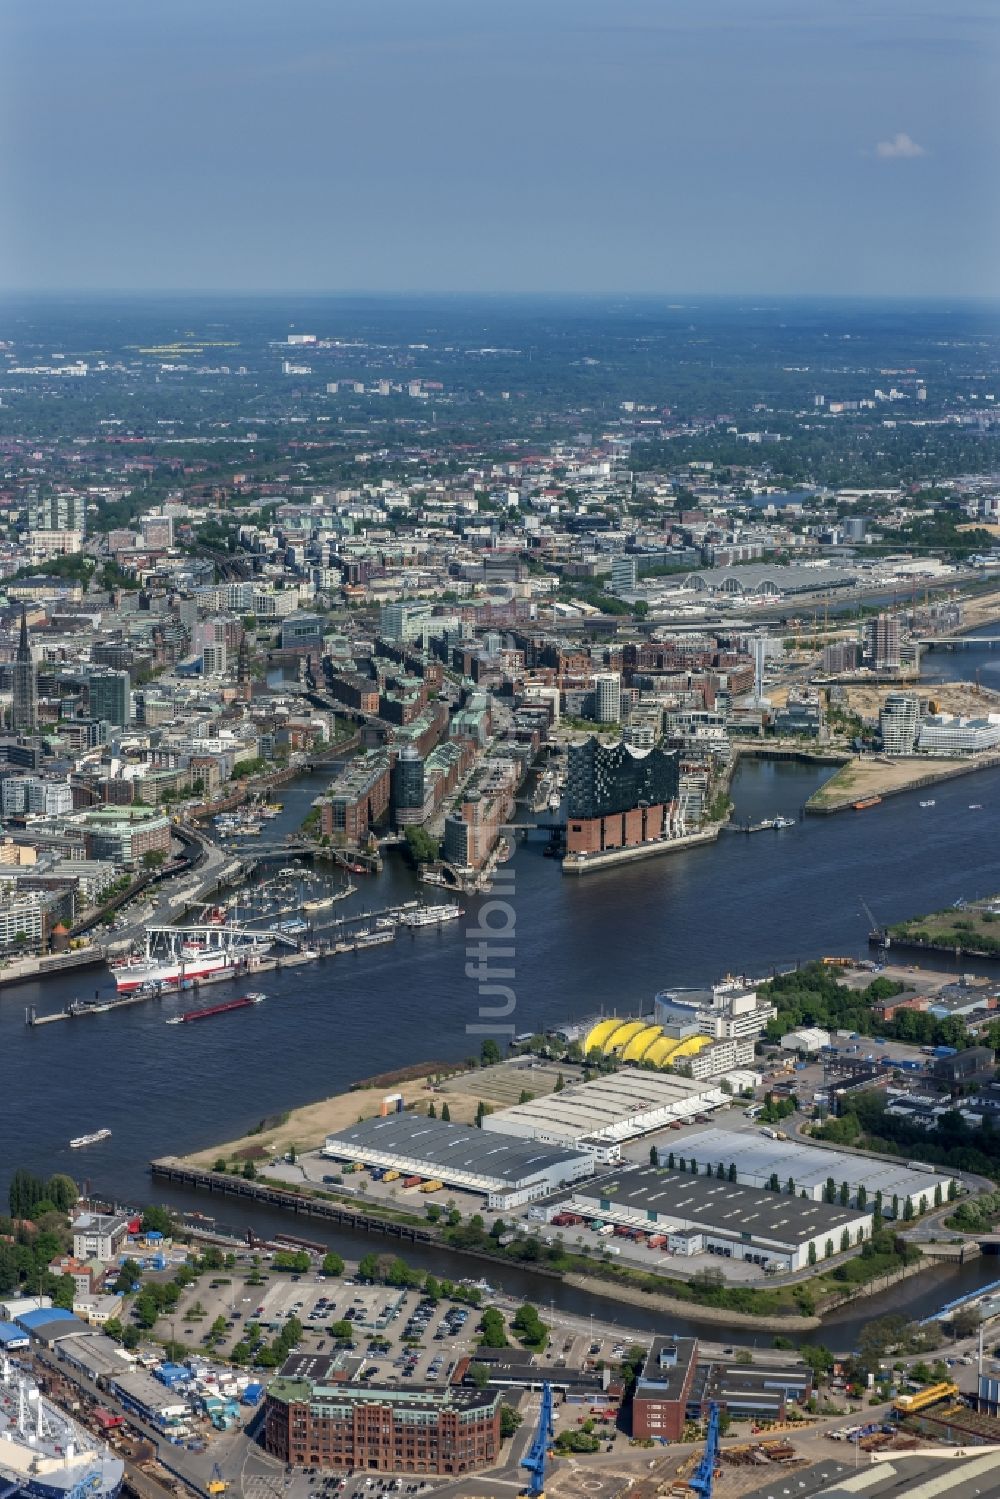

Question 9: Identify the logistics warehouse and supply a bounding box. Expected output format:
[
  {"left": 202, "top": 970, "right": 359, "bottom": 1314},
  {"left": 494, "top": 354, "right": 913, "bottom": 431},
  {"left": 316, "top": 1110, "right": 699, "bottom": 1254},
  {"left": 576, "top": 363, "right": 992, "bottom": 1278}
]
[
  {"left": 670, "top": 1127, "right": 957, "bottom": 1215},
  {"left": 551, "top": 1165, "right": 872, "bottom": 1273},
  {"left": 480, "top": 1071, "right": 730, "bottom": 1161},
  {"left": 324, "top": 1114, "right": 594, "bottom": 1208}
]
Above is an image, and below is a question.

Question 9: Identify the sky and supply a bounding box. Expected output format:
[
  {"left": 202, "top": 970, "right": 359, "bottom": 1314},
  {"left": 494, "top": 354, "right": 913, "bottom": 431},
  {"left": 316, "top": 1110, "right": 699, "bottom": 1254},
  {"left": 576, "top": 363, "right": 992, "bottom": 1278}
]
[{"left": 1, "top": 0, "right": 998, "bottom": 297}]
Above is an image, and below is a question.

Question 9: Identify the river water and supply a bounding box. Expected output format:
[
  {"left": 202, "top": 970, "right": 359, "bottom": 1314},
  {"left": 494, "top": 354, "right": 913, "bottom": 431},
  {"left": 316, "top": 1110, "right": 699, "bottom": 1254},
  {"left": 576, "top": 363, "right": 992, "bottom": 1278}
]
[{"left": 4, "top": 634, "right": 1000, "bottom": 1345}]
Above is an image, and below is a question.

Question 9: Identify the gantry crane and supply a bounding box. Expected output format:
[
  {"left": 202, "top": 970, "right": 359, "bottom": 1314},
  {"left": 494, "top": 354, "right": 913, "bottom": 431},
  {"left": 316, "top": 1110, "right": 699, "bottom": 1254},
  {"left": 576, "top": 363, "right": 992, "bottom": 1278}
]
[{"left": 520, "top": 1381, "right": 554, "bottom": 1498}]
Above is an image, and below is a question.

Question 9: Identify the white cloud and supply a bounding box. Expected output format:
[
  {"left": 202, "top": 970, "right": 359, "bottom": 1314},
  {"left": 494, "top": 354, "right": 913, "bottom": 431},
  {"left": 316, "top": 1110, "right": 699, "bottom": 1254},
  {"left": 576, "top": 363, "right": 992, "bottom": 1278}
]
[{"left": 875, "top": 132, "right": 927, "bottom": 159}]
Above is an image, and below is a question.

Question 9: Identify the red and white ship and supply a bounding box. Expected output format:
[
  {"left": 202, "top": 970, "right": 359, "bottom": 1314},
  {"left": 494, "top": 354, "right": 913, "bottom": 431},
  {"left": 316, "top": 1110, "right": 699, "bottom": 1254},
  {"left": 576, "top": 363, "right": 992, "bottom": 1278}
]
[{"left": 112, "top": 925, "right": 273, "bottom": 994}]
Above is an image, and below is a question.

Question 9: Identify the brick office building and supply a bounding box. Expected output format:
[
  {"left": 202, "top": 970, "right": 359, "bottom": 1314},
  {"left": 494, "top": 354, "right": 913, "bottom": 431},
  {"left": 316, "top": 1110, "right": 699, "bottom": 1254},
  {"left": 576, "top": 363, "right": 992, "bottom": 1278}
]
[
  {"left": 319, "top": 752, "right": 391, "bottom": 844},
  {"left": 632, "top": 1337, "right": 699, "bottom": 1441},
  {"left": 264, "top": 1364, "right": 501, "bottom": 1478}
]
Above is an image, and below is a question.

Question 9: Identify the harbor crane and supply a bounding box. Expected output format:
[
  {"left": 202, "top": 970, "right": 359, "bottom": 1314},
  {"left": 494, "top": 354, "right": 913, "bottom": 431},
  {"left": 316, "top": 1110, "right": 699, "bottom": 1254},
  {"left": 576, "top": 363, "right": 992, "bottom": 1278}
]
[
  {"left": 859, "top": 895, "right": 888, "bottom": 960},
  {"left": 520, "top": 1381, "right": 554, "bottom": 1498},
  {"left": 688, "top": 1403, "right": 723, "bottom": 1499}
]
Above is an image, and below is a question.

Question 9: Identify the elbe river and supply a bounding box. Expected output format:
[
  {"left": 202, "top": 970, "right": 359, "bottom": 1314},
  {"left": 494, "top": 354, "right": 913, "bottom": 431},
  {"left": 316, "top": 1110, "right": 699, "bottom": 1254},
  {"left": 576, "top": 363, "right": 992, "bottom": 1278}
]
[{"left": 4, "top": 630, "right": 1000, "bottom": 1347}]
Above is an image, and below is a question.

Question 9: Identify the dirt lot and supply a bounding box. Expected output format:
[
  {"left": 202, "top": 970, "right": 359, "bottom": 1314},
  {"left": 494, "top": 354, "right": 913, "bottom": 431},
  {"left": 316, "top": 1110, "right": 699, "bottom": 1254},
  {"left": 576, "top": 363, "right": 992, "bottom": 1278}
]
[
  {"left": 806, "top": 754, "right": 969, "bottom": 809},
  {"left": 844, "top": 678, "right": 1000, "bottom": 719},
  {"left": 182, "top": 1061, "right": 569, "bottom": 1171}
]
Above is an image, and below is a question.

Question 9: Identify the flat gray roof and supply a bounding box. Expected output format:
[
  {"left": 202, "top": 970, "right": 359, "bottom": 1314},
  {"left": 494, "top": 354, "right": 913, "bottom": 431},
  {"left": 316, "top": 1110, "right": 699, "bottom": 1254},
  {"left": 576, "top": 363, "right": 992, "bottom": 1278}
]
[
  {"left": 577, "top": 1166, "right": 868, "bottom": 1247},
  {"left": 678, "top": 1126, "right": 954, "bottom": 1201},
  {"left": 325, "top": 1113, "right": 589, "bottom": 1187}
]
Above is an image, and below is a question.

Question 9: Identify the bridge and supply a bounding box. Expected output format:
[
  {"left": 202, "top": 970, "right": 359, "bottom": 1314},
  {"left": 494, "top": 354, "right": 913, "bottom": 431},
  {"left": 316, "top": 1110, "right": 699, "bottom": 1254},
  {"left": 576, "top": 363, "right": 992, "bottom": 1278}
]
[{"left": 918, "top": 636, "right": 1000, "bottom": 649}]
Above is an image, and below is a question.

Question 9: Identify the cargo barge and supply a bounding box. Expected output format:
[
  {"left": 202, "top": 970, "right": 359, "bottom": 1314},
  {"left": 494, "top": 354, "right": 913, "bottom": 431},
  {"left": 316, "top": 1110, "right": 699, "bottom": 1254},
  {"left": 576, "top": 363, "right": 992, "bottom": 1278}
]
[{"left": 167, "top": 993, "right": 265, "bottom": 1025}]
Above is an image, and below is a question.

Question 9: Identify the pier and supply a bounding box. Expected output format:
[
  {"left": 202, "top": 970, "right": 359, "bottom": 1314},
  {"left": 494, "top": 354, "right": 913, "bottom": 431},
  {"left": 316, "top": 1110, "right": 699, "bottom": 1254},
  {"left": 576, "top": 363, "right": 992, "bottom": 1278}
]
[
  {"left": 150, "top": 1157, "right": 434, "bottom": 1243},
  {"left": 722, "top": 816, "right": 798, "bottom": 835}
]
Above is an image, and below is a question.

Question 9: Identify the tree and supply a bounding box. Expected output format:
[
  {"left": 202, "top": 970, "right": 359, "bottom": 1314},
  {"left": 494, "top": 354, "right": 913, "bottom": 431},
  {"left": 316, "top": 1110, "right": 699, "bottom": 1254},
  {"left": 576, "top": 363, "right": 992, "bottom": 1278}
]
[
  {"left": 44, "top": 1175, "right": 79, "bottom": 1212},
  {"left": 808, "top": 1243, "right": 817, "bottom": 1266},
  {"left": 857, "top": 1184, "right": 867, "bottom": 1211},
  {"left": 500, "top": 1404, "right": 522, "bottom": 1439},
  {"left": 115, "top": 1258, "right": 143, "bottom": 1294},
  {"left": 480, "top": 1039, "right": 502, "bottom": 1067},
  {"left": 649, "top": 1146, "right": 658, "bottom": 1165},
  {"left": 903, "top": 1196, "right": 914, "bottom": 1222},
  {"left": 554, "top": 1074, "right": 565, "bottom": 1093},
  {"left": 441, "top": 1102, "right": 451, "bottom": 1122},
  {"left": 839, "top": 1181, "right": 850, "bottom": 1206},
  {"left": 478, "top": 1308, "right": 508, "bottom": 1348},
  {"left": 953, "top": 1307, "right": 982, "bottom": 1339},
  {"left": 242, "top": 1159, "right": 256, "bottom": 1179},
  {"left": 475, "top": 1100, "right": 491, "bottom": 1128},
  {"left": 358, "top": 1253, "right": 379, "bottom": 1282},
  {"left": 824, "top": 1176, "right": 837, "bottom": 1204},
  {"left": 840, "top": 1229, "right": 851, "bottom": 1252},
  {"left": 142, "top": 849, "right": 166, "bottom": 870},
  {"left": 728, "top": 1163, "right": 738, "bottom": 1182},
  {"left": 825, "top": 1239, "right": 834, "bottom": 1259},
  {"left": 468, "top": 1362, "right": 491, "bottom": 1389},
  {"left": 511, "top": 1303, "right": 548, "bottom": 1351},
  {"left": 330, "top": 1320, "right": 354, "bottom": 1342},
  {"left": 8, "top": 1170, "right": 46, "bottom": 1219},
  {"left": 716, "top": 1163, "right": 726, "bottom": 1180},
  {"left": 424, "top": 1274, "right": 441, "bottom": 1302},
  {"left": 321, "top": 1252, "right": 344, "bottom": 1277},
  {"left": 403, "top": 826, "right": 440, "bottom": 866},
  {"left": 141, "top": 1205, "right": 173, "bottom": 1235},
  {"left": 428, "top": 1102, "right": 437, "bottom": 1118},
  {"left": 667, "top": 1152, "right": 675, "bottom": 1169}
]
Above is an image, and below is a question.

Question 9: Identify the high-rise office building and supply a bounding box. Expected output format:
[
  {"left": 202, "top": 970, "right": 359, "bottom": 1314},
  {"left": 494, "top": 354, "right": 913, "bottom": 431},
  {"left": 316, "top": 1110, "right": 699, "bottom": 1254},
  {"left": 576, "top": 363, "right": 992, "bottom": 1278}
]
[
  {"left": 202, "top": 642, "right": 228, "bottom": 677},
  {"left": 879, "top": 692, "right": 920, "bottom": 755},
  {"left": 593, "top": 672, "right": 622, "bottom": 724},
  {"left": 611, "top": 555, "right": 637, "bottom": 593},
  {"left": 391, "top": 744, "right": 426, "bottom": 822},
  {"left": 11, "top": 608, "right": 37, "bottom": 735},
  {"left": 864, "top": 613, "right": 901, "bottom": 672},
  {"left": 88, "top": 669, "right": 131, "bottom": 728}
]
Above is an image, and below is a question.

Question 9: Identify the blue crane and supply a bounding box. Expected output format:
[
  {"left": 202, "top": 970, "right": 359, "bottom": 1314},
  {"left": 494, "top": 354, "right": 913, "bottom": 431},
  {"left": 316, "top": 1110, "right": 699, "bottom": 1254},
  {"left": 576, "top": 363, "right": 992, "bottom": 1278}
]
[
  {"left": 688, "top": 1403, "right": 722, "bottom": 1499},
  {"left": 520, "top": 1381, "right": 554, "bottom": 1498}
]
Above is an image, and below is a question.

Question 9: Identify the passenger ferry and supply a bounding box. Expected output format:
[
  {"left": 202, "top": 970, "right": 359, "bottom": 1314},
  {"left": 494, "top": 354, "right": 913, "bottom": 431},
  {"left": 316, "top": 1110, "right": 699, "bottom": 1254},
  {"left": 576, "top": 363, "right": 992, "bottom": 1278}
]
[{"left": 400, "top": 903, "right": 462, "bottom": 929}]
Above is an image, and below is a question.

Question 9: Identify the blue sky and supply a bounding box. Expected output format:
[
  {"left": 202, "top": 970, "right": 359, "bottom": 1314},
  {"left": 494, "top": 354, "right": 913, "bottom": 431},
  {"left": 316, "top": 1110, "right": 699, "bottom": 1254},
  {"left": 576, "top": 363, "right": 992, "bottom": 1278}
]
[{"left": 1, "top": 0, "right": 997, "bottom": 295}]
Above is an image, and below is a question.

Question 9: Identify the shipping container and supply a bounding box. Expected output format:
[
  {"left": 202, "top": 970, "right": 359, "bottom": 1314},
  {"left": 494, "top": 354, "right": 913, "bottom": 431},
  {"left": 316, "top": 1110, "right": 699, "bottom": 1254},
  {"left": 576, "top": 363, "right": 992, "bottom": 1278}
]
[
  {"left": 597, "top": 1223, "right": 615, "bottom": 1236},
  {"left": 420, "top": 1180, "right": 443, "bottom": 1194},
  {"left": 383, "top": 1170, "right": 400, "bottom": 1182},
  {"left": 402, "top": 1175, "right": 422, "bottom": 1188},
  {"left": 647, "top": 1234, "right": 667, "bottom": 1248}
]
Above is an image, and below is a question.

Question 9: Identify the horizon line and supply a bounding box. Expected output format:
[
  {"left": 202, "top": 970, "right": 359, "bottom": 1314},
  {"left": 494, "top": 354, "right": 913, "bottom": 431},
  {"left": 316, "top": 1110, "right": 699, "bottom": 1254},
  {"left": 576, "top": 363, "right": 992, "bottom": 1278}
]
[{"left": 1, "top": 287, "right": 999, "bottom": 306}]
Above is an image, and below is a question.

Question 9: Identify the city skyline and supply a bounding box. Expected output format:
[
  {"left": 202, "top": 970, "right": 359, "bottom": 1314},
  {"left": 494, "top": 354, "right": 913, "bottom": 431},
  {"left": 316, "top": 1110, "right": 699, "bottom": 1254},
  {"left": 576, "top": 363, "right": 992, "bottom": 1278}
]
[{"left": 1, "top": 0, "right": 997, "bottom": 298}]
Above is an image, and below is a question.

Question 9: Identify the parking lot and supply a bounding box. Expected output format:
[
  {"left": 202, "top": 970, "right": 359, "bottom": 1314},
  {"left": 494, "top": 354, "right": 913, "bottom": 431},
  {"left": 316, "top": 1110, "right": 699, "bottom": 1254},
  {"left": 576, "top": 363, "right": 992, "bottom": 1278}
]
[{"left": 169, "top": 1267, "right": 494, "bottom": 1381}]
